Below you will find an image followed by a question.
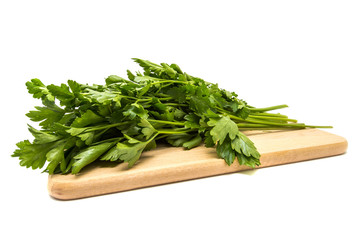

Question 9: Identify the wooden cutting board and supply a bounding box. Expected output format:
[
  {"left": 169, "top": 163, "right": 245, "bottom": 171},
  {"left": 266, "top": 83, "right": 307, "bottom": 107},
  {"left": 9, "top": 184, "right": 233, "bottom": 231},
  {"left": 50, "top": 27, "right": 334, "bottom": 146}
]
[{"left": 48, "top": 129, "right": 348, "bottom": 200}]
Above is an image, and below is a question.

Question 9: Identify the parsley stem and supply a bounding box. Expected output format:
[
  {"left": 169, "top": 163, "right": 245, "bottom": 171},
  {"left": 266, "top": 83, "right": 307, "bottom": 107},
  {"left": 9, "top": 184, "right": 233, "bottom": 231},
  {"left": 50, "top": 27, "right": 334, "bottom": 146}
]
[
  {"left": 236, "top": 123, "right": 274, "bottom": 128},
  {"left": 229, "top": 113, "right": 287, "bottom": 124},
  {"left": 227, "top": 113, "right": 332, "bottom": 128},
  {"left": 87, "top": 121, "right": 131, "bottom": 131},
  {"left": 250, "top": 112, "right": 289, "bottom": 118},
  {"left": 163, "top": 103, "right": 188, "bottom": 107},
  {"left": 157, "top": 97, "right": 173, "bottom": 101},
  {"left": 238, "top": 127, "right": 303, "bottom": 131},
  {"left": 240, "top": 118, "right": 332, "bottom": 128},
  {"left": 248, "top": 115, "right": 298, "bottom": 122},
  {"left": 157, "top": 129, "right": 193, "bottom": 134},
  {"left": 136, "top": 98, "right": 152, "bottom": 102},
  {"left": 216, "top": 107, "right": 291, "bottom": 121},
  {"left": 248, "top": 104, "right": 288, "bottom": 112},
  {"left": 217, "top": 107, "right": 294, "bottom": 122},
  {"left": 148, "top": 119, "right": 185, "bottom": 126},
  {"left": 149, "top": 80, "right": 187, "bottom": 86}
]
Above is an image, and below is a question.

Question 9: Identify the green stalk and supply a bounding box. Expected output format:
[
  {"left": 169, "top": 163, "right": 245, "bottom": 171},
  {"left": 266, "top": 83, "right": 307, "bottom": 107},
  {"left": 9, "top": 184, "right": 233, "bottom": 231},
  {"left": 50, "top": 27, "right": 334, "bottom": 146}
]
[
  {"left": 227, "top": 112, "right": 332, "bottom": 128},
  {"left": 236, "top": 123, "right": 276, "bottom": 128},
  {"left": 163, "top": 103, "right": 188, "bottom": 107},
  {"left": 148, "top": 119, "right": 185, "bottom": 126},
  {"left": 248, "top": 115, "right": 298, "bottom": 123},
  {"left": 157, "top": 97, "right": 173, "bottom": 101},
  {"left": 157, "top": 129, "right": 194, "bottom": 135},
  {"left": 86, "top": 121, "right": 131, "bottom": 132},
  {"left": 240, "top": 118, "right": 332, "bottom": 128},
  {"left": 250, "top": 112, "right": 289, "bottom": 118},
  {"left": 238, "top": 127, "right": 304, "bottom": 131},
  {"left": 248, "top": 104, "right": 289, "bottom": 112},
  {"left": 149, "top": 80, "right": 187, "bottom": 86}
]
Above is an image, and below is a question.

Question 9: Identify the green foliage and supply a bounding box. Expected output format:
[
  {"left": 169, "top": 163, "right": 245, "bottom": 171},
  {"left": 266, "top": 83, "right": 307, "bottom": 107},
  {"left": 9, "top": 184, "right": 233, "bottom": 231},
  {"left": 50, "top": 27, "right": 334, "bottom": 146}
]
[
  {"left": 26, "top": 101, "right": 65, "bottom": 129},
  {"left": 13, "top": 58, "right": 329, "bottom": 175},
  {"left": 72, "top": 141, "right": 116, "bottom": 174},
  {"left": 70, "top": 110, "right": 104, "bottom": 128}
]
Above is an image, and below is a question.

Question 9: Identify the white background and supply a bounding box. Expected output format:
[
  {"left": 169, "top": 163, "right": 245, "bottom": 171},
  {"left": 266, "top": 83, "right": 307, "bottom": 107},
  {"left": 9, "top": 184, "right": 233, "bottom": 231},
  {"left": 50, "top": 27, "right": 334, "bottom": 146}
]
[{"left": 1, "top": 1, "right": 359, "bottom": 239}]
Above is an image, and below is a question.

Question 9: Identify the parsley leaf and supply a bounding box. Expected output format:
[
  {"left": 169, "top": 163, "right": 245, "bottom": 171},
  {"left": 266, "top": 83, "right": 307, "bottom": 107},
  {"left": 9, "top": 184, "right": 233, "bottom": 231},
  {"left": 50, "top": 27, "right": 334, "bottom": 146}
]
[
  {"left": 47, "top": 83, "right": 75, "bottom": 107},
  {"left": 26, "top": 78, "right": 54, "bottom": 102},
  {"left": 207, "top": 116, "right": 239, "bottom": 144},
  {"left": 71, "top": 110, "right": 105, "bottom": 128},
  {"left": 26, "top": 101, "right": 65, "bottom": 129},
  {"left": 72, "top": 141, "right": 116, "bottom": 174}
]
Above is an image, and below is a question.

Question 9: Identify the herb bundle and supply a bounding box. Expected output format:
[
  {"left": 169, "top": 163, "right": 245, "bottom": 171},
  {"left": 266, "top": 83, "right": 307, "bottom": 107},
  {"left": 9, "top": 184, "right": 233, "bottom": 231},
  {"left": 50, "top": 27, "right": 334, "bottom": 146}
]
[{"left": 12, "top": 58, "right": 331, "bottom": 174}]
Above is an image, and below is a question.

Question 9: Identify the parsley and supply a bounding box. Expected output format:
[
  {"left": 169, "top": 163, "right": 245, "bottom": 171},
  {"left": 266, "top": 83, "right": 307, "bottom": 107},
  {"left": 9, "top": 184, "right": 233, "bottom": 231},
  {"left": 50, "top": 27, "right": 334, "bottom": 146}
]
[{"left": 12, "top": 58, "right": 332, "bottom": 174}]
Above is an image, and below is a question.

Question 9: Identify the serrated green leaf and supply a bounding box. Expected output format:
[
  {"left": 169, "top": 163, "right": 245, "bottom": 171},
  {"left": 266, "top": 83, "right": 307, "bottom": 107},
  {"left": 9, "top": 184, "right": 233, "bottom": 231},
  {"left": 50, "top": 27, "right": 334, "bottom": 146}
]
[
  {"left": 231, "top": 132, "right": 260, "bottom": 159},
  {"left": 26, "top": 103, "right": 65, "bottom": 129},
  {"left": 174, "top": 108, "right": 186, "bottom": 120},
  {"left": 66, "top": 127, "right": 87, "bottom": 136},
  {"left": 189, "top": 95, "right": 211, "bottom": 114},
  {"left": 71, "top": 110, "right": 104, "bottom": 128},
  {"left": 47, "top": 83, "right": 75, "bottom": 106},
  {"left": 184, "top": 114, "right": 200, "bottom": 129},
  {"left": 123, "top": 103, "right": 148, "bottom": 120},
  {"left": 132, "top": 58, "right": 170, "bottom": 78},
  {"left": 27, "top": 125, "right": 62, "bottom": 144},
  {"left": 26, "top": 78, "right": 54, "bottom": 101},
  {"left": 166, "top": 87, "right": 187, "bottom": 103},
  {"left": 12, "top": 140, "right": 58, "bottom": 170},
  {"left": 100, "top": 141, "right": 145, "bottom": 165},
  {"left": 67, "top": 80, "right": 81, "bottom": 94},
  {"left": 208, "top": 116, "right": 239, "bottom": 144},
  {"left": 78, "top": 132, "right": 95, "bottom": 145},
  {"left": 100, "top": 135, "right": 157, "bottom": 167},
  {"left": 127, "top": 70, "right": 135, "bottom": 81},
  {"left": 236, "top": 152, "right": 260, "bottom": 168},
  {"left": 138, "top": 119, "right": 157, "bottom": 140},
  {"left": 84, "top": 88, "right": 121, "bottom": 106},
  {"left": 216, "top": 136, "right": 235, "bottom": 165},
  {"left": 45, "top": 141, "right": 67, "bottom": 174},
  {"left": 72, "top": 141, "right": 115, "bottom": 174}
]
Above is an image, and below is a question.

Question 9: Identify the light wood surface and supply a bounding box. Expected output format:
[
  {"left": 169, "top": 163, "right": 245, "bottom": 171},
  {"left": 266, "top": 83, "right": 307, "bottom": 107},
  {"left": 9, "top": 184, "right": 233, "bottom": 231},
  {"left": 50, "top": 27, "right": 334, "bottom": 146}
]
[{"left": 48, "top": 129, "right": 348, "bottom": 200}]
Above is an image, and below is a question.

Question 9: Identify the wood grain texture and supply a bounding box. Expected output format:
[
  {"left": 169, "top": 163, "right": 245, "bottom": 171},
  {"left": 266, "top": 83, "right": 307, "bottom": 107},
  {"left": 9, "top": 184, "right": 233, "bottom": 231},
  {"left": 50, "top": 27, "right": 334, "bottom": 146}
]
[{"left": 48, "top": 129, "right": 348, "bottom": 200}]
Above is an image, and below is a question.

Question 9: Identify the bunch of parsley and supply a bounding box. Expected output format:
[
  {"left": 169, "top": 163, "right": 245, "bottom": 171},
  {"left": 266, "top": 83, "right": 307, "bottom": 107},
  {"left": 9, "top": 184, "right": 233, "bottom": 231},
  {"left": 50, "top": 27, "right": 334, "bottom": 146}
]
[{"left": 12, "top": 58, "right": 331, "bottom": 174}]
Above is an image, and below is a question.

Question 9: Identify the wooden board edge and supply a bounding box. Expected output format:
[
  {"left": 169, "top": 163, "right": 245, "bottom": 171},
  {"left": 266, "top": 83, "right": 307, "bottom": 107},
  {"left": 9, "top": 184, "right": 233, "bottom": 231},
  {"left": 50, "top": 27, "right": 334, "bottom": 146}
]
[{"left": 48, "top": 130, "right": 348, "bottom": 200}]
